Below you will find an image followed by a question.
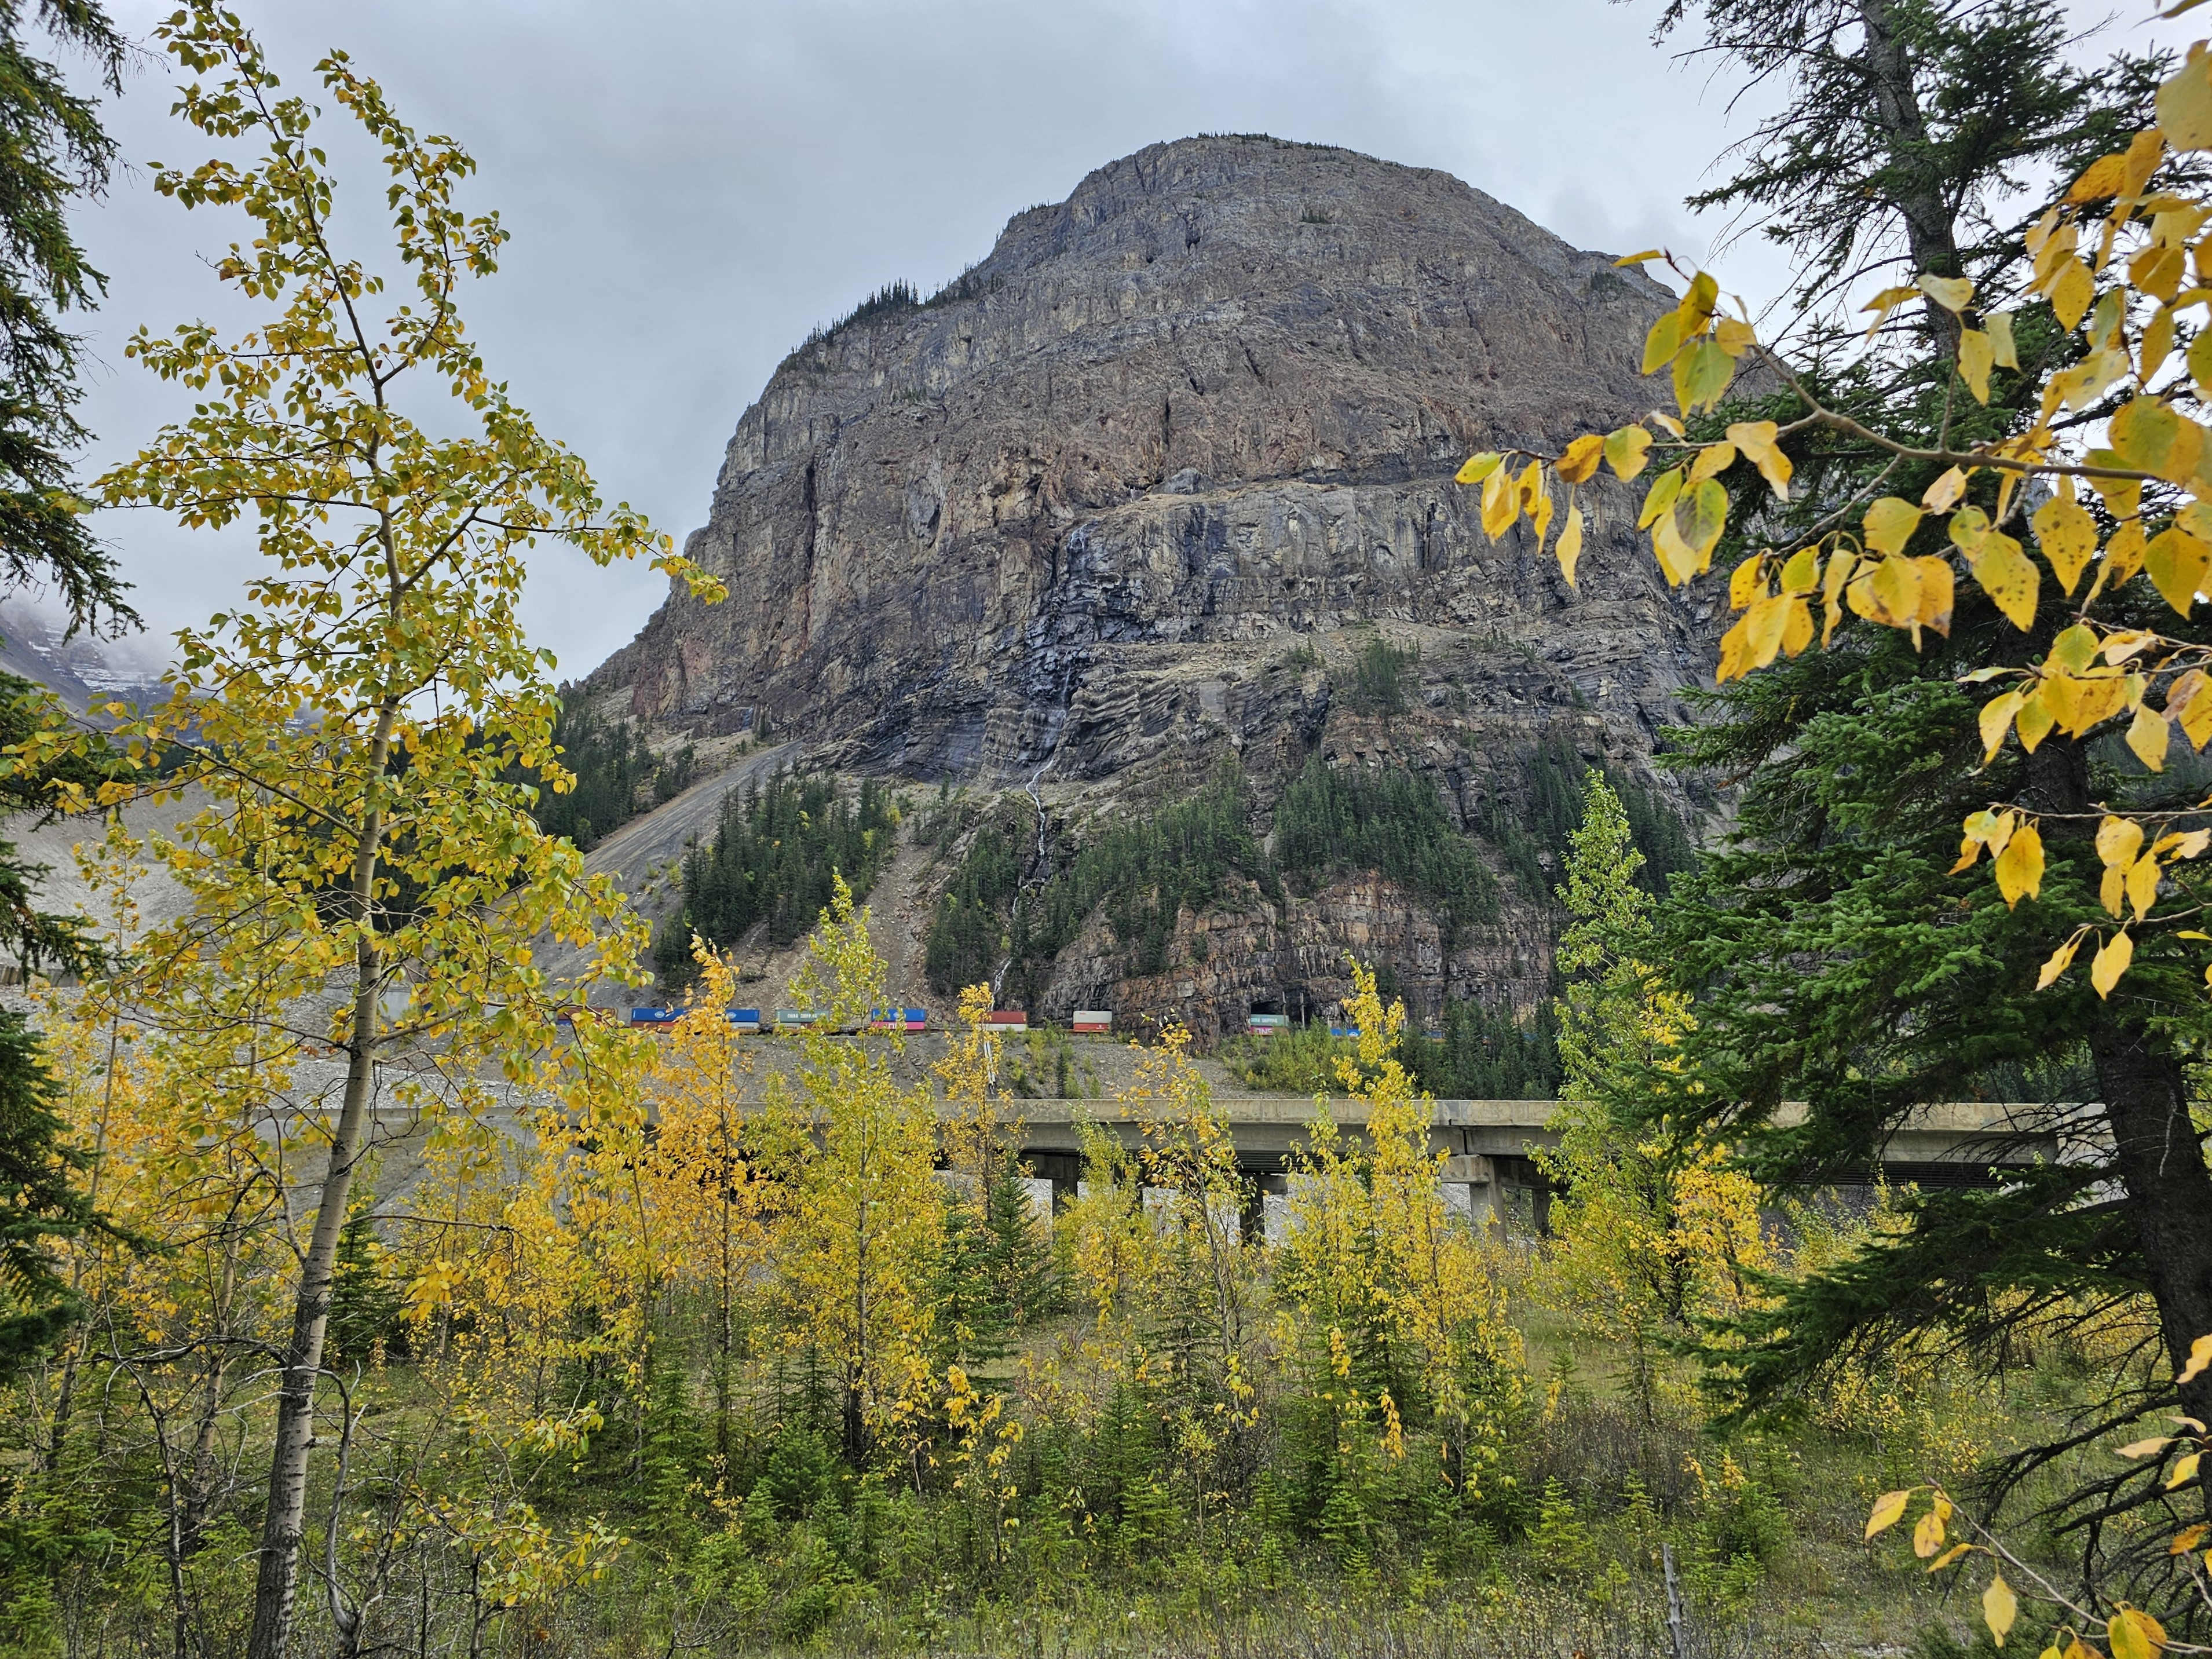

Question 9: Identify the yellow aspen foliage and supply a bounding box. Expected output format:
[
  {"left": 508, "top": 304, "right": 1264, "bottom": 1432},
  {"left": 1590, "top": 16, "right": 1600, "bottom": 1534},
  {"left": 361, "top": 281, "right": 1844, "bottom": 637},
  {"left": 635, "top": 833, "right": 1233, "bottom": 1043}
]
[
  {"left": 1061, "top": 1114, "right": 1164, "bottom": 1370},
  {"left": 937, "top": 980, "right": 1023, "bottom": 1199},
  {"left": 1278, "top": 961, "right": 1522, "bottom": 1496},
  {"left": 639, "top": 937, "right": 776, "bottom": 1455},
  {"left": 769, "top": 875, "right": 942, "bottom": 1461}
]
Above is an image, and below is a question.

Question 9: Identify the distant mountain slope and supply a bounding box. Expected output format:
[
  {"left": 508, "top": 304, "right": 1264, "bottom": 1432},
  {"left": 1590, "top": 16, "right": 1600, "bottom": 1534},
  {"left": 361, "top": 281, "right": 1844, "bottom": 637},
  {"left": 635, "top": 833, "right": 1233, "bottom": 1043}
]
[{"left": 0, "top": 600, "right": 168, "bottom": 714}]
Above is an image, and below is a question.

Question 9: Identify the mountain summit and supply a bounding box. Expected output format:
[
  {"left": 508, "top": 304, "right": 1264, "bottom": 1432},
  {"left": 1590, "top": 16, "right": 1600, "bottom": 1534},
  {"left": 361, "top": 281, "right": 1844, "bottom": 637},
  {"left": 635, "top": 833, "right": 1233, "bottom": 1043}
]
[{"left": 579, "top": 134, "right": 1719, "bottom": 1037}]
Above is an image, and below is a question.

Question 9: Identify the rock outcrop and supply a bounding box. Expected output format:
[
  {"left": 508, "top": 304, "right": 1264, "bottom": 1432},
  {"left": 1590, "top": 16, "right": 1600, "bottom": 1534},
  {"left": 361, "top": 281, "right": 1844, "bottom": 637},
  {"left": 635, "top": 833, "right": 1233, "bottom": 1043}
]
[{"left": 581, "top": 134, "right": 1723, "bottom": 1032}]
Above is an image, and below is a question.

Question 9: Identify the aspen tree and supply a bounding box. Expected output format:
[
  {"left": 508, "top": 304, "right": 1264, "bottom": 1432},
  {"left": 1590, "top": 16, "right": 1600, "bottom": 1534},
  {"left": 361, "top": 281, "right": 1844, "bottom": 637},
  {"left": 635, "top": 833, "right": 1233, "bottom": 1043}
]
[
  {"left": 21, "top": 10, "right": 717, "bottom": 1653},
  {"left": 772, "top": 878, "right": 940, "bottom": 1463},
  {"left": 1279, "top": 964, "right": 1520, "bottom": 1496},
  {"left": 642, "top": 940, "right": 771, "bottom": 1460}
]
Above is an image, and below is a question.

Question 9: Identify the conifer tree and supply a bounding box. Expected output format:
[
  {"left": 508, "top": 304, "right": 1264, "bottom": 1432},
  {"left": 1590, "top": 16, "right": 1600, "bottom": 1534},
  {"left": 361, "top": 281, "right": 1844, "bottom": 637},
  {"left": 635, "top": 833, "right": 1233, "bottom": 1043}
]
[
  {"left": 0, "top": 0, "right": 136, "bottom": 1372},
  {"left": 1458, "top": 0, "right": 2212, "bottom": 1519},
  {"left": 1541, "top": 772, "right": 1765, "bottom": 1424}
]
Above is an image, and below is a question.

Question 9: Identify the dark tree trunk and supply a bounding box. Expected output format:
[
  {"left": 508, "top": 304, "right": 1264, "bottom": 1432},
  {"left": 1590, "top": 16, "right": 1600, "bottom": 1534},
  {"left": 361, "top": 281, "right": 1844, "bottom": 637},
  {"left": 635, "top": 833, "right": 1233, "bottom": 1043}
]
[
  {"left": 2091, "top": 1024, "right": 2212, "bottom": 1428},
  {"left": 1857, "top": 0, "right": 1964, "bottom": 348}
]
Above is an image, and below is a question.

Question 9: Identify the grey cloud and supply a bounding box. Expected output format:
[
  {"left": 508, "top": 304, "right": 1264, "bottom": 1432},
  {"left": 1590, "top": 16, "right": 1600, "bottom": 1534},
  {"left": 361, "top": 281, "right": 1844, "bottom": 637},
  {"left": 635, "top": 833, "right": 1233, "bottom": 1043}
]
[{"left": 58, "top": 0, "right": 2176, "bottom": 677}]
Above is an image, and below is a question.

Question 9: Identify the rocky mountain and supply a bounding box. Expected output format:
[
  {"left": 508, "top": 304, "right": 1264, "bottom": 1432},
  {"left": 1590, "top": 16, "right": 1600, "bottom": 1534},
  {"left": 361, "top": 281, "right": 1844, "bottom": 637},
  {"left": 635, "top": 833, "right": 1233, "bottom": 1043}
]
[{"left": 575, "top": 134, "right": 1721, "bottom": 1052}]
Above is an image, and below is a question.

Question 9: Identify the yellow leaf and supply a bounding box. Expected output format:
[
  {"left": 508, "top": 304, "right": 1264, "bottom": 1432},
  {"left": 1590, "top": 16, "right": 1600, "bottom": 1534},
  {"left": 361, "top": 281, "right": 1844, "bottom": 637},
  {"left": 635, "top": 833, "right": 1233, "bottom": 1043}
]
[
  {"left": 2128, "top": 852, "right": 2162, "bottom": 920},
  {"left": 1556, "top": 503, "right": 1584, "bottom": 587},
  {"left": 1980, "top": 690, "right": 2026, "bottom": 762},
  {"left": 1928, "top": 1543, "right": 1973, "bottom": 1572},
  {"left": 2173, "top": 1522, "right": 2210, "bottom": 1555},
  {"left": 2108, "top": 1606, "right": 2167, "bottom": 1659},
  {"left": 1605, "top": 425, "right": 1652, "bottom": 480},
  {"left": 2131, "top": 243, "right": 2187, "bottom": 302},
  {"left": 2127, "top": 704, "right": 2172, "bottom": 772},
  {"left": 2092, "top": 930, "right": 2135, "bottom": 997},
  {"left": 1642, "top": 311, "right": 1685, "bottom": 375},
  {"left": 1924, "top": 466, "right": 1970, "bottom": 513},
  {"left": 1454, "top": 452, "right": 1504, "bottom": 485},
  {"left": 1728, "top": 553, "right": 1765, "bottom": 611},
  {"left": 2142, "top": 304, "right": 2177, "bottom": 379},
  {"left": 1866, "top": 1489, "right": 1912, "bottom": 1539},
  {"left": 1917, "top": 556, "right": 1955, "bottom": 637},
  {"left": 2142, "top": 526, "right": 2211, "bottom": 615},
  {"left": 1556, "top": 434, "right": 1604, "bottom": 485},
  {"left": 1677, "top": 270, "right": 1719, "bottom": 332},
  {"left": 1649, "top": 410, "right": 1686, "bottom": 438},
  {"left": 1716, "top": 613, "right": 1753, "bottom": 684},
  {"left": 1516, "top": 458, "right": 1544, "bottom": 510},
  {"left": 2037, "top": 932, "right": 2084, "bottom": 989},
  {"left": 2110, "top": 397, "right": 2204, "bottom": 483},
  {"left": 2017, "top": 692, "right": 2056, "bottom": 753},
  {"left": 1673, "top": 338, "right": 1736, "bottom": 414},
  {"left": 1823, "top": 550, "right": 1856, "bottom": 646},
  {"left": 2099, "top": 815, "right": 2147, "bottom": 870},
  {"left": 1987, "top": 310, "right": 2019, "bottom": 368},
  {"left": 1914, "top": 1507, "right": 1947, "bottom": 1558},
  {"left": 2180, "top": 1332, "right": 2212, "bottom": 1385},
  {"left": 1959, "top": 328, "right": 1994, "bottom": 403},
  {"left": 1967, "top": 808, "right": 2017, "bottom": 856},
  {"left": 1529, "top": 480, "right": 1555, "bottom": 549},
  {"left": 2051, "top": 623, "right": 2098, "bottom": 673},
  {"left": 1970, "top": 532, "right": 2041, "bottom": 630},
  {"left": 2118, "top": 1435, "right": 2174, "bottom": 1459},
  {"left": 1728, "top": 419, "right": 1793, "bottom": 501},
  {"left": 1865, "top": 556, "right": 1924, "bottom": 633},
  {"left": 2125, "top": 126, "right": 2169, "bottom": 194},
  {"left": 1715, "top": 316, "right": 1757, "bottom": 357},
  {"left": 1919, "top": 273, "right": 1975, "bottom": 312},
  {"left": 2158, "top": 43, "right": 2212, "bottom": 150},
  {"left": 1860, "top": 282, "right": 1920, "bottom": 337},
  {"left": 2191, "top": 328, "right": 2212, "bottom": 397},
  {"left": 1865, "top": 497, "right": 1925, "bottom": 557},
  {"left": 2168, "top": 669, "right": 2212, "bottom": 748},
  {"left": 1652, "top": 510, "right": 1700, "bottom": 586},
  {"left": 1744, "top": 593, "right": 1793, "bottom": 671},
  {"left": 1614, "top": 248, "right": 1665, "bottom": 266},
  {"left": 1985, "top": 1574, "right": 2019, "bottom": 1648},
  {"left": 1638, "top": 467, "right": 1684, "bottom": 530},
  {"left": 2068, "top": 152, "right": 2134, "bottom": 203},
  {"left": 1995, "top": 821, "right": 2046, "bottom": 909},
  {"left": 1783, "top": 595, "right": 1814, "bottom": 656},
  {"left": 1679, "top": 477, "right": 1729, "bottom": 571},
  {"left": 2108, "top": 519, "right": 2149, "bottom": 586},
  {"left": 2164, "top": 1450, "right": 2200, "bottom": 1488},
  {"left": 1690, "top": 441, "right": 1738, "bottom": 485},
  {"left": 2052, "top": 259, "right": 2096, "bottom": 331},
  {"left": 2033, "top": 495, "right": 2100, "bottom": 595},
  {"left": 1480, "top": 465, "right": 1519, "bottom": 540},
  {"left": 1780, "top": 546, "right": 1819, "bottom": 593}
]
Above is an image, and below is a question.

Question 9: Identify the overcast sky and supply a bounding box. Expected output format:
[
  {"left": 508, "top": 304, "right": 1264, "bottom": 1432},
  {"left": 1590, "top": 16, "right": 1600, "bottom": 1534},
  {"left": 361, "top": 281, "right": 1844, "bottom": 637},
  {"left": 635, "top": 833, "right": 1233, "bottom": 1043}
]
[{"left": 52, "top": 0, "right": 2188, "bottom": 681}]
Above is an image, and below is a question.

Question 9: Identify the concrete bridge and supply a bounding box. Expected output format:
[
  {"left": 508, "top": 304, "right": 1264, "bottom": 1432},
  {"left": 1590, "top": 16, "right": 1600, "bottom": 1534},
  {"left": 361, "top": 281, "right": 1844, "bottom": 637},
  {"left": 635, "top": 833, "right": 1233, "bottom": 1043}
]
[{"left": 1001, "top": 1095, "right": 2074, "bottom": 1230}]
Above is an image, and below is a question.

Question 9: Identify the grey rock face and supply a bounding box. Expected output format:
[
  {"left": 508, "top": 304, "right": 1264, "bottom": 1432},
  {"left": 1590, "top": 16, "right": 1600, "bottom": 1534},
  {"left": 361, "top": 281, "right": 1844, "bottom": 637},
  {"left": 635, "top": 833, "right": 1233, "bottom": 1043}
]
[
  {"left": 589, "top": 135, "right": 1702, "bottom": 777},
  {"left": 584, "top": 134, "right": 1723, "bottom": 1030}
]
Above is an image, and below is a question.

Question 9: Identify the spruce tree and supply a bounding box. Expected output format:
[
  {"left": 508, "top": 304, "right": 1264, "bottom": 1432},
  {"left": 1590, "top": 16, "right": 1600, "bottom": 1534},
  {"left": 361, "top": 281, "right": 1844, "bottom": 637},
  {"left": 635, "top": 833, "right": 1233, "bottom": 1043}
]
[
  {"left": 1626, "top": 0, "right": 2212, "bottom": 1491},
  {"left": 0, "top": 1, "right": 137, "bottom": 1371}
]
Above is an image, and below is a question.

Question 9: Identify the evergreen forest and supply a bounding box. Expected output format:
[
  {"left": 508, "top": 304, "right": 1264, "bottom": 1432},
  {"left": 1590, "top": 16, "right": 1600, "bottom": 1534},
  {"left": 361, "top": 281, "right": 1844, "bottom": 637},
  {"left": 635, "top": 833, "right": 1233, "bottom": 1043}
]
[{"left": 654, "top": 770, "right": 900, "bottom": 987}]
